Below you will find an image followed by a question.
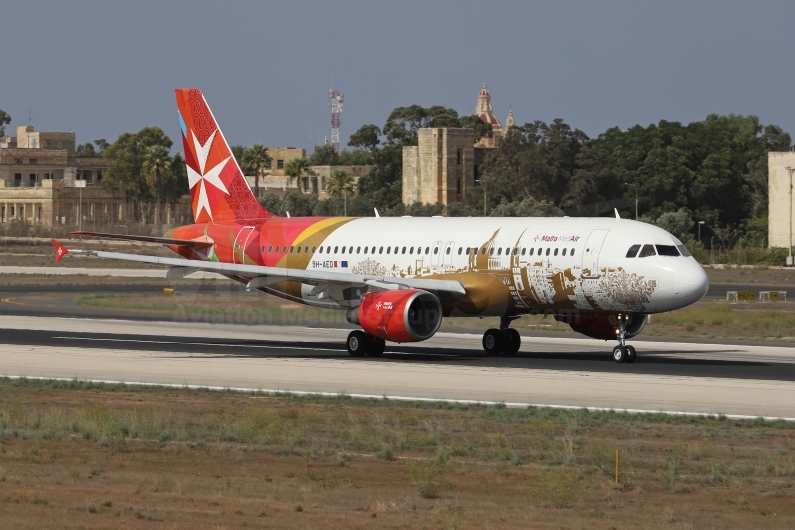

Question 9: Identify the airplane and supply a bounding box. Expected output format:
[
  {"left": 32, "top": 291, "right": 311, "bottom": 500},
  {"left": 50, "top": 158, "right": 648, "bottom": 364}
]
[{"left": 51, "top": 88, "right": 709, "bottom": 363}]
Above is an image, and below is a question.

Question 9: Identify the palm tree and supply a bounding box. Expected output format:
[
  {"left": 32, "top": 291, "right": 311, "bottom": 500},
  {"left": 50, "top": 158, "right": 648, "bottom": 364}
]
[
  {"left": 284, "top": 158, "right": 316, "bottom": 194},
  {"left": 326, "top": 168, "right": 356, "bottom": 216},
  {"left": 240, "top": 144, "right": 271, "bottom": 200},
  {"left": 142, "top": 145, "right": 172, "bottom": 226}
]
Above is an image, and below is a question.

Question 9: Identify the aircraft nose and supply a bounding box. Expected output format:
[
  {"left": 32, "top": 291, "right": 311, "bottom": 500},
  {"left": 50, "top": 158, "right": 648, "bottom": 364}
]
[{"left": 673, "top": 260, "right": 709, "bottom": 302}]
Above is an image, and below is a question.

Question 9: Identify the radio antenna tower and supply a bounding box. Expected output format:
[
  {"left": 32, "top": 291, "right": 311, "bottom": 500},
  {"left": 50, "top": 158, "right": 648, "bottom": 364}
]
[{"left": 329, "top": 88, "right": 344, "bottom": 153}]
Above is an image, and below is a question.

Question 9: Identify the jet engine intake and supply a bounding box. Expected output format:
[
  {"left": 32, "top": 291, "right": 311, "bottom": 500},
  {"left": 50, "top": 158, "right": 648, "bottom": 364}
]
[
  {"left": 554, "top": 313, "right": 648, "bottom": 341},
  {"left": 346, "top": 289, "right": 442, "bottom": 342}
]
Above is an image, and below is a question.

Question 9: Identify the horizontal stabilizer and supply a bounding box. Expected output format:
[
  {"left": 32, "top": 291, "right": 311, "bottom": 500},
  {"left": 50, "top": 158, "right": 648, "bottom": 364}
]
[{"left": 68, "top": 231, "right": 213, "bottom": 250}]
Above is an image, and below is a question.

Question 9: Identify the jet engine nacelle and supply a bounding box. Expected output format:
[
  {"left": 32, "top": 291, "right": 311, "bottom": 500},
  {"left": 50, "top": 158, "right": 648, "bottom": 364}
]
[
  {"left": 346, "top": 289, "right": 442, "bottom": 343},
  {"left": 554, "top": 313, "right": 648, "bottom": 341}
]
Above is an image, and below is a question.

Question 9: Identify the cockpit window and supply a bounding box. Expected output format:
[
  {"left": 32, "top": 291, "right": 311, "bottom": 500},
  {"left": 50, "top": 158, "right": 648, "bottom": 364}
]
[
  {"left": 656, "top": 245, "right": 680, "bottom": 256},
  {"left": 638, "top": 244, "right": 656, "bottom": 258},
  {"left": 626, "top": 244, "right": 641, "bottom": 258},
  {"left": 677, "top": 244, "right": 692, "bottom": 257}
]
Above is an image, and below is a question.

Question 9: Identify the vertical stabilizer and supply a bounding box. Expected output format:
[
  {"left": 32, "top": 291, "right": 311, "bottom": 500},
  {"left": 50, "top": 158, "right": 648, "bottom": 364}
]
[{"left": 175, "top": 88, "right": 271, "bottom": 223}]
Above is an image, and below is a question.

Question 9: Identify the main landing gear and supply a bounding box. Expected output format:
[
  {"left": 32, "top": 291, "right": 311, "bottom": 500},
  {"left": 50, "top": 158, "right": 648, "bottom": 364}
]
[
  {"left": 482, "top": 316, "right": 522, "bottom": 356},
  {"left": 612, "top": 314, "right": 637, "bottom": 364},
  {"left": 347, "top": 330, "right": 386, "bottom": 358}
]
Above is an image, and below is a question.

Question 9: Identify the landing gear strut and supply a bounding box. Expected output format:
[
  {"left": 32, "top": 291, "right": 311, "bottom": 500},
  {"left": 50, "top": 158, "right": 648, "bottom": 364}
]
[
  {"left": 612, "top": 314, "right": 637, "bottom": 364},
  {"left": 482, "top": 316, "right": 522, "bottom": 356},
  {"left": 347, "top": 330, "right": 385, "bottom": 358}
]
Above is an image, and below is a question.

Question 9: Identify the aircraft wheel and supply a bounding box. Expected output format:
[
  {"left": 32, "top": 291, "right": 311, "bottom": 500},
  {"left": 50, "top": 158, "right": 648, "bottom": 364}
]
[
  {"left": 347, "top": 330, "right": 369, "bottom": 357},
  {"left": 625, "top": 345, "right": 637, "bottom": 364},
  {"left": 482, "top": 328, "right": 504, "bottom": 356},
  {"left": 502, "top": 329, "right": 521, "bottom": 356},
  {"left": 612, "top": 345, "right": 628, "bottom": 364},
  {"left": 367, "top": 336, "right": 386, "bottom": 357}
]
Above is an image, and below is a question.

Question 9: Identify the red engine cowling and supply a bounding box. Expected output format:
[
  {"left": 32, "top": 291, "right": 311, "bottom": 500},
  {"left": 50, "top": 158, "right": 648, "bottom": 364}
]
[
  {"left": 555, "top": 314, "right": 648, "bottom": 341},
  {"left": 346, "top": 289, "right": 442, "bottom": 342}
]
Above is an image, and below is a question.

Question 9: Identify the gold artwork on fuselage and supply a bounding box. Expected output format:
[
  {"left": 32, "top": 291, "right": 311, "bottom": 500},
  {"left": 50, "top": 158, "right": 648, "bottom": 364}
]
[{"left": 346, "top": 228, "right": 657, "bottom": 315}]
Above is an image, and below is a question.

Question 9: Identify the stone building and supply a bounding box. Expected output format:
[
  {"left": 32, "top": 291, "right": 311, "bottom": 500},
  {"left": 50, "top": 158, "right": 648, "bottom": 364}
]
[
  {"left": 244, "top": 147, "right": 306, "bottom": 197},
  {"left": 402, "top": 86, "right": 514, "bottom": 206},
  {"left": 0, "top": 125, "right": 125, "bottom": 226},
  {"left": 768, "top": 151, "right": 795, "bottom": 252},
  {"left": 310, "top": 165, "right": 371, "bottom": 198},
  {"left": 403, "top": 128, "right": 477, "bottom": 205}
]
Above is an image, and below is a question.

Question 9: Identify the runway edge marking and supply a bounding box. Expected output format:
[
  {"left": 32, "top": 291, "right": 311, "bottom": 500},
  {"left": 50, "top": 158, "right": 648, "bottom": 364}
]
[{"left": 3, "top": 375, "right": 793, "bottom": 422}]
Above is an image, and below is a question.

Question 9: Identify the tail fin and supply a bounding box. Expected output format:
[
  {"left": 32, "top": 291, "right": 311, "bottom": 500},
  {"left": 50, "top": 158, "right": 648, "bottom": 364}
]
[{"left": 175, "top": 88, "right": 272, "bottom": 223}]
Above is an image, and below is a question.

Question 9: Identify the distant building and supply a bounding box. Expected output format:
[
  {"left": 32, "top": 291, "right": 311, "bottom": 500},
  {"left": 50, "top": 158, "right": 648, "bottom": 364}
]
[
  {"left": 0, "top": 125, "right": 125, "bottom": 226},
  {"left": 311, "top": 165, "right": 371, "bottom": 198},
  {"left": 768, "top": 151, "right": 795, "bottom": 249},
  {"left": 402, "top": 86, "right": 513, "bottom": 206},
  {"left": 475, "top": 86, "right": 507, "bottom": 148},
  {"left": 244, "top": 147, "right": 305, "bottom": 197}
]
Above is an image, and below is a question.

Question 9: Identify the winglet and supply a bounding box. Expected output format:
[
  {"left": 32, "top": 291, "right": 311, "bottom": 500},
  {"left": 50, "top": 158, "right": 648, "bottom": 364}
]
[
  {"left": 374, "top": 207, "right": 380, "bottom": 218},
  {"left": 52, "top": 239, "right": 68, "bottom": 263},
  {"left": 614, "top": 208, "right": 620, "bottom": 219}
]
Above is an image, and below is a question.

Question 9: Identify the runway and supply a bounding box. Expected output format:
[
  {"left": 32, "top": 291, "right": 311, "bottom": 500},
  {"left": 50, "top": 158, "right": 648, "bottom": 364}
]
[{"left": 1, "top": 315, "right": 793, "bottom": 419}]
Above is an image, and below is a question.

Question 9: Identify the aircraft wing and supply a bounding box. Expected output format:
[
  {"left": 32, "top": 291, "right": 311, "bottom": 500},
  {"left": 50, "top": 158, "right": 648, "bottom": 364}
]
[
  {"left": 68, "top": 231, "right": 213, "bottom": 250},
  {"left": 51, "top": 240, "right": 466, "bottom": 297}
]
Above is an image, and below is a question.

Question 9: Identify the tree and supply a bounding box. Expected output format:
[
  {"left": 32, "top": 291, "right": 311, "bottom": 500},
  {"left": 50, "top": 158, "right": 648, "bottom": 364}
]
[
  {"left": 475, "top": 119, "right": 590, "bottom": 214},
  {"left": 240, "top": 144, "right": 271, "bottom": 199},
  {"left": 75, "top": 139, "right": 109, "bottom": 158},
  {"left": 75, "top": 143, "right": 97, "bottom": 157},
  {"left": 284, "top": 157, "right": 316, "bottom": 194},
  {"left": 307, "top": 144, "right": 339, "bottom": 166},
  {"left": 348, "top": 124, "right": 381, "bottom": 152},
  {"left": 142, "top": 145, "right": 172, "bottom": 225},
  {"left": 326, "top": 169, "right": 356, "bottom": 216},
  {"left": 0, "top": 109, "right": 10, "bottom": 136},
  {"left": 591, "top": 114, "right": 792, "bottom": 233},
  {"left": 102, "top": 127, "right": 173, "bottom": 219}
]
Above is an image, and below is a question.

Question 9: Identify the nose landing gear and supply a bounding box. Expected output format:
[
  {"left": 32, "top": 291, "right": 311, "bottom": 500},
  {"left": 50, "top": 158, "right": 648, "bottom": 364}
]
[
  {"left": 482, "top": 316, "right": 522, "bottom": 356},
  {"left": 612, "top": 314, "right": 637, "bottom": 364}
]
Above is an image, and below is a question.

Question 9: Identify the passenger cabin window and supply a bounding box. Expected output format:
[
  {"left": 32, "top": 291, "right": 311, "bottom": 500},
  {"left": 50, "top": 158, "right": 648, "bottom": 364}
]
[
  {"left": 562, "top": 248, "right": 567, "bottom": 256},
  {"left": 545, "top": 248, "right": 550, "bottom": 256},
  {"left": 638, "top": 244, "right": 656, "bottom": 258},
  {"left": 677, "top": 245, "right": 691, "bottom": 257},
  {"left": 554, "top": 248, "right": 559, "bottom": 256},
  {"left": 626, "top": 244, "right": 641, "bottom": 258},
  {"left": 656, "top": 245, "right": 680, "bottom": 256},
  {"left": 571, "top": 248, "right": 575, "bottom": 256}
]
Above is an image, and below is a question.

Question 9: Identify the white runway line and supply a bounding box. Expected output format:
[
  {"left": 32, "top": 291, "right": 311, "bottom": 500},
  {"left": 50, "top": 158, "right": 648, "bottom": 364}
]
[{"left": 4, "top": 374, "right": 792, "bottom": 422}]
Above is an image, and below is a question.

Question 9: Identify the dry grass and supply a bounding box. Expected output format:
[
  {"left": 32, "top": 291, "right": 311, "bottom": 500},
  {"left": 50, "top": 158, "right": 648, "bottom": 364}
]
[
  {"left": 646, "top": 301, "right": 795, "bottom": 342},
  {"left": 0, "top": 378, "right": 794, "bottom": 528}
]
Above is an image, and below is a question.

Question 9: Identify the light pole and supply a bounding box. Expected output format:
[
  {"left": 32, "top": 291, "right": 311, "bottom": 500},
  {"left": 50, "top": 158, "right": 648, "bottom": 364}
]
[
  {"left": 786, "top": 166, "right": 795, "bottom": 267},
  {"left": 698, "top": 221, "right": 705, "bottom": 244}
]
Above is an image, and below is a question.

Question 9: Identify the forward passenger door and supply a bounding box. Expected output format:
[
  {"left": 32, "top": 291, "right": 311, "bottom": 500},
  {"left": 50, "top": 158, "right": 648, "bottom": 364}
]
[{"left": 580, "top": 229, "right": 609, "bottom": 278}]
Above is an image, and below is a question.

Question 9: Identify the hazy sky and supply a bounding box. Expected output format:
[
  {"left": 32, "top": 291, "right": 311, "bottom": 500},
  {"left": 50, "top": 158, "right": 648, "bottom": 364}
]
[{"left": 2, "top": 1, "right": 794, "bottom": 152}]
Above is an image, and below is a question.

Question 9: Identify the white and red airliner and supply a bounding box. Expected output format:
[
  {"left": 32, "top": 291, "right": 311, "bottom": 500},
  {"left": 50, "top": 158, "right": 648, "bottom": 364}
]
[{"left": 52, "top": 89, "right": 709, "bottom": 363}]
